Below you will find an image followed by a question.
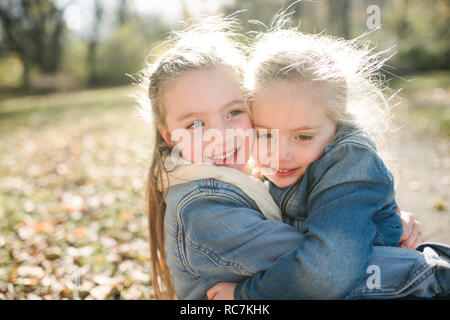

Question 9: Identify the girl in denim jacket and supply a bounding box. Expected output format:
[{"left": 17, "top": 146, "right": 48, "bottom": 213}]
[
  {"left": 140, "top": 18, "right": 449, "bottom": 300},
  {"left": 208, "top": 24, "right": 450, "bottom": 300}
]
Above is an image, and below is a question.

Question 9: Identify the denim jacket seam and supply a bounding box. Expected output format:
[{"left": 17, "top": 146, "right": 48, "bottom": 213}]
[
  {"left": 175, "top": 227, "right": 196, "bottom": 276},
  {"left": 374, "top": 231, "right": 388, "bottom": 246},
  {"left": 321, "top": 140, "right": 393, "bottom": 187},
  {"left": 165, "top": 225, "right": 177, "bottom": 238},
  {"left": 348, "top": 261, "right": 434, "bottom": 297},
  {"left": 176, "top": 180, "right": 257, "bottom": 212},
  {"left": 352, "top": 267, "right": 435, "bottom": 298},
  {"left": 279, "top": 178, "right": 306, "bottom": 220},
  {"left": 323, "top": 128, "right": 363, "bottom": 153},
  {"left": 174, "top": 186, "right": 259, "bottom": 278},
  {"left": 284, "top": 203, "right": 306, "bottom": 224},
  {"left": 239, "top": 282, "right": 249, "bottom": 300},
  {"left": 185, "top": 237, "right": 254, "bottom": 276},
  {"left": 178, "top": 191, "right": 254, "bottom": 214}
]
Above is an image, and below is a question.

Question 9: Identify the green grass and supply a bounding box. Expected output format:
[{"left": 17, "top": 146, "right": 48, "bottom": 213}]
[{"left": 0, "top": 86, "right": 136, "bottom": 134}]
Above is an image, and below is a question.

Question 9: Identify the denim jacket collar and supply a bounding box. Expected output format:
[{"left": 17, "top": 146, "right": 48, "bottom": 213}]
[{"left": 322, "top": 123, "right": 363, "bottom": 155}]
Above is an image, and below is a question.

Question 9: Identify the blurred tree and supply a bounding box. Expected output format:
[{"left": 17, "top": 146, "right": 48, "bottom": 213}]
[
  {"left": 327, "top": 0, "right": 351, "bottom": 38},
  {"left": 223, "top": 0, "right": 352, "bottom": 38},
  {"left": 87, "top": 0, "right": 103, "bottom": 86},
  {"left": 117, "top": 0, "right": 131, "bottom": 26},
  {"left": 384, "top": 0, "right": 450, "bottom": 73},
  {"left": 93, "top": 15, "right": 171, "bottom": 86},
  {"left": 0, "top": 0, "right": 69, "bottom": 89}
]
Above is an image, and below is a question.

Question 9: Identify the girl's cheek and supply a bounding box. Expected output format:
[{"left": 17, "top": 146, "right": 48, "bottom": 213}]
[
  {"left": 252, "top": 138, "right": 272, "bottom": 168},
  {"left": 231, "top": 116, "right": 253, "bottom": 132},
  {"left": 298, "top": 146, "right": 323, "bottom": 168},
  {"left": 174, "top": 133, "right": 203, "bottom": 163},
  {"left": 234, "top": 113, "right": 253, "bottom": 130},
  {"left": 192, "top": 135, "right": 206, "bottom": 163},
  {"left": 229, "top": 116, "right": 255, "bottom": 160}
]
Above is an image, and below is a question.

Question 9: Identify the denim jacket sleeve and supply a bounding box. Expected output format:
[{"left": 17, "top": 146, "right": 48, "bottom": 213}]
[
  {"left": 235, "top": 141, "right": 401, "bottom": 299},
  {"left": 176, "top": 187, "right": 304, "bottom": 280}
]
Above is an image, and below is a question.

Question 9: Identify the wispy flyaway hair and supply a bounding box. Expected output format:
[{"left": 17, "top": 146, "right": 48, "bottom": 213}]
[{"left": 246, "top": 14, "right": 397, "bottom": 151}]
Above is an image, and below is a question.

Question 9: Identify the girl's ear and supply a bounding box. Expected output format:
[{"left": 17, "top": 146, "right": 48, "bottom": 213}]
[{"left": 158, "top": 125, "right": 172, "bottom": 146}]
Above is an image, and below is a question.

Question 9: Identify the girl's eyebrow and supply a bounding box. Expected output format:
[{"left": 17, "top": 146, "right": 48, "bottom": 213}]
[
  {"left": 291, "top": 125, "right": 321, "bottom": 131},
  {"left": 176, "top": 99, "right": 246, "bottom": 122},
  {"left": 221, "top": 98, "right": 246, "bottom": 110},
  {"left": 176, "top": 112, "right": 203, "bottom": 122},
  {"left": 254, "top": 125, "right": 320, "bottom": 130}
]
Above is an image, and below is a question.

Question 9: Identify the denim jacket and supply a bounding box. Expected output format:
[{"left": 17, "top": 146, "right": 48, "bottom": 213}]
[
  {"left": 163, "top": 124, "right": 449, "bottom": 299},
  {"left": 164, "top": 179, "right": 303, "bottom": 299},
  {"left": 233, "top": 125, "right": 449, "bottom": 299},
  {"left": 269, "top": 124, "right": 402, "bottom": 247},
  {"left": 164, "top": 178, "right": 450, "bottom": 300},
  {"left": 165, "top": 177, "right": 372, "bottom": 299}
]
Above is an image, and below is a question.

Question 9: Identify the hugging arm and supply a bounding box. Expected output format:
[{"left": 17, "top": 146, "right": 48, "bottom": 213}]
[
  {"left": 177, "top": 193, "right": 304, "bottom": 281},
  {"left": 233, "top": 143, "right": 401, "bottom": 299}
]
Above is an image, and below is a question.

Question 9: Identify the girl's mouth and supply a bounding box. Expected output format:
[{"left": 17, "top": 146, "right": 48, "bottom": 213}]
[
  {"left": 273, "top": 167, "right": 298, "bottom": 177},
  {"left": 209, "top": 148, "right": 240, "bottom": 165}
]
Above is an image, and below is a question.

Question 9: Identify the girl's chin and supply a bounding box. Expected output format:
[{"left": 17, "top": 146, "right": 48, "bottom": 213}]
[
  {"left": 257, "top": 167, "right": 301, "bottom": 187},
  {"left": 270, "top": 178, "right": 297, "bottom": 189},
  {"left": 267, "top": 173, "right": 303, "bottom": 188}
]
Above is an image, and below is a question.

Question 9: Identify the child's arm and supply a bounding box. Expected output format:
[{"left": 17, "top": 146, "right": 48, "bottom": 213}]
[
  {"left": 231, "top": 142, "right": 400, "bottom": 299},
  {"left": 206, "top": 210, "right": 424, "bottom": 299},
  {"left": 176, "top": 191, "right": 304, "bottom": 280}
]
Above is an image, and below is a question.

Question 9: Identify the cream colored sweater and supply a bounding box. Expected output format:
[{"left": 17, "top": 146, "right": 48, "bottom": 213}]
[{"left": 160, "top": 156, "right": 282, "bottom": 221}]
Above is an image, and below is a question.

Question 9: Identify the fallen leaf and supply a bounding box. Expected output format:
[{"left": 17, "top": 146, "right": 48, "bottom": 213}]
[
  {"left": 89, "top": 285, "right": 113, "bottom": 300},
  {"left": 34, "top": 222, "right": 54, "bottom": 234},
  {"left": 95, "top": 256, "right": 105, "bottom": 265},
  {"left": 433, "top": 201, "right": 447, "bottom": 211},
  {"left": 74, "top": 227, "right": 86, "bottom": 238},
  {"left": 119, "top": 211, "right": 134, "bottom": 222},
  {"left": 17, "top": 265, "right": 44, "bottom": 278}
]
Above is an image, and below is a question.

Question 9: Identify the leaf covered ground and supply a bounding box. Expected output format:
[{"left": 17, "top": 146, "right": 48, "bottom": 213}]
[
  {"left": 0, "top": 75, "right": 448, "bottom": 299},
  {"left": 0, "top": 86, "right": 154, "bottom": 299}
]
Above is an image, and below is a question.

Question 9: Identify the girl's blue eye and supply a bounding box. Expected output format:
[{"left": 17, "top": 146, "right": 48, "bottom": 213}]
[
  {"left": 258, "top": 132, "right": 272, "bottom": 139},
  {"left": 187, "top": 120, "right": 204, "bottom": 129},
  {"left": 227, "top": 109, "right": 243, "bottom": 118},
  {"left": 297, "top": 135, "right": 312, "bottom": 141}
]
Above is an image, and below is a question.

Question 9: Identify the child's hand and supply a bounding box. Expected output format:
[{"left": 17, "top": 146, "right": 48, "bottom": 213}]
[
  {"left": 207, "top": 282, "right": 237, "bottom": 300},
  {"left": 397, "top": 209, "right": 423, "bottom": 249}
]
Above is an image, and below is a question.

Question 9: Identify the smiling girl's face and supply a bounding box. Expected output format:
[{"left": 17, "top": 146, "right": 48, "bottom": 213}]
[
  {"left": 252, "top": 80, "right": 338, "bottom": 188},
  {"left": 158, "top": 65, "right": 253, "bottom": 172}
]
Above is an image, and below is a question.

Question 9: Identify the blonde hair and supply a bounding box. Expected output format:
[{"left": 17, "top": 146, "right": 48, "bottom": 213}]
[
  {"left": 246, "top": 17, "right": 397, "bottom": 151},
  {"left": 135, "top": 16, "right": 247, "bottom": 300}
]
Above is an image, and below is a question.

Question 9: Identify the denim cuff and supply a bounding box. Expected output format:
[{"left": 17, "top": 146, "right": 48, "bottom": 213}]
[{"left": 234, "top": 280, "right": 249, "bottom": 300}]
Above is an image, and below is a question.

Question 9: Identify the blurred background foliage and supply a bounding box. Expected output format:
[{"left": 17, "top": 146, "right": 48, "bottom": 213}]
[
  {"left": 0, "top": 0, "right": 171, "bottom": 91},
  {"left": 0, "top": 0, "right": 449, "bottom": 300},
  {"left": 0, "top": 0, "right": 448, "bottom": 92}
]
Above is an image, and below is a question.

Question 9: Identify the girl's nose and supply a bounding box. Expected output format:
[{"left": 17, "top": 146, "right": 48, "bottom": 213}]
[
  {"left": 208, "top": 117, "right": 226, "bottom": 133},
  {"left": 204, "top": 118, "right": 230, "bottom": 153}
]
